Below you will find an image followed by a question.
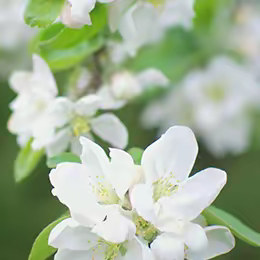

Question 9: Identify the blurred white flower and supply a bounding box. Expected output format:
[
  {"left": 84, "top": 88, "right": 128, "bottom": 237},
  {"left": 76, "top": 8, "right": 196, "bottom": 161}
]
[
  {"left": 61, "top": 0, "right": 115, "bottom": 28},
  {"left": 108, "top": 0, "right": 195, "bottom": 55},
  {"left": 97, "top": 68, "right": 169, "bottom": 110},
  {"left": 228, "top": 3, "right": 260, "bottom": 78},
  {"left": 0, "top": 0, "right": 34, "bottom": 49},
  {"left": 32, "top": 95, "right": 128, "bottom": 156},
  {"left": 8, "top": 54, "right": 58, "bottom": 146},
  {"left": 142, "top": 57, "right": 260, "bottom": 156}
]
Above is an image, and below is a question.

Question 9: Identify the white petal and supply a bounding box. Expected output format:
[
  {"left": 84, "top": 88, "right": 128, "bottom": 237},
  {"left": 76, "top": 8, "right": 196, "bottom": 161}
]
[
  {"left": 187, "top": 226, "right": 235, "bottom": 260},
  {"left": 79, "top": 136, "right": 109, "bottom": 180},
  {"left": 32, "top": 54, "right": 58, "bottom": 96},
  {"left": 108, "top": 0, "right": 135, "bottom": 32},
  {"left": 184, "top": 222, "right": 208, "bottom": 253},
  {"left": 9, "top": 71, "right": 32, "bottom": 93},
  {"left": 54, "top": 249, "right": 103, "bottom": 260},
  {"left": 141, "top": 126, "right": 198, "bottom": 184},
  {"left": 136, "top": 68, "right": 169, "bottom": 89},
  {"left": 68, "top": 0, "right": 96, "bottom": 26},
  {"left": 130, "top": 183, "right": 157, "bottom": 224},
  {"left": 75, "top": 94, "right": 101, "bottom": 117},
  {"left": 91, "top": 113, "right": 128, "bottom": 149},
  {"left": 124, "top": 236, "right": 155, "bottom": 260},
  {"left": 107, "top": 148, "right": 138, "bottom": 199},
  {"left": 44, "top": 128, "right": 71, "bottom": 157},
  {"left": 49, "top": 218, "right": 99, "bottom": 250},
  {"left": 159, "top": 168, "right": 227, "bottom": 221},
  {"left": 97, "top": 85, "right": 126, "bottom": 110},
  {"left": 151, "top": 233, "right": 185, "bottom": 260},
  {"left": 60, "top": 2, "right": 91, "bottom": 28},
  {"left": 70, "top": 133, "right": 93, "bottom": 156},
  {"left": 91, "top": 207, "right": 136, "bottom": 243},
  {"left": 49, "top": 162, "right": 106, "bottom": 227}
]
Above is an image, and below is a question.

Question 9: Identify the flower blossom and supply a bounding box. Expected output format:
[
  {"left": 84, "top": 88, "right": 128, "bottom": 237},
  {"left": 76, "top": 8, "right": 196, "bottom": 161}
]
[
  {"left": 142, "top": 56, "right": 260, "bottom": 156},
  {"left": 48, "top": 125, "right": 235, "bottom": 259},
  {"left": 228, "top": 3, "right": 260, "bottom": 78},
  {"left": 61, "top": 0, "right": 115, "bottom": 28},
  {"left": 32, "top": 95, "right": 128, "bottom": 156},
  {"left": 48, "top": 136, "right": 153, "bottom": 259},
  {"left": 97, "top": 68, "right": 169, "bottom": 110},
  {"left": 108, "top": 0, "right": 195, "bottom": 55},
  {"left": 8, "top": 54, "right": 58, "bottom": 147},
  {"left": 129, "top": 126, "right": 234, "bottom": 259}
]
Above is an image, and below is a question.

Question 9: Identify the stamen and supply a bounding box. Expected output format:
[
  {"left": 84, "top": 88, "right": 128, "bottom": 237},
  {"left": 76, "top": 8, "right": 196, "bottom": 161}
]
[
  {"left": 153, "top": 173, "right": 179, "bottom": 202},
  {"left": 71, "top": 116, "right": 91, "bottom": 136},
  {"left": 134, "top": 214, "right": 159, "bottom": 243}
]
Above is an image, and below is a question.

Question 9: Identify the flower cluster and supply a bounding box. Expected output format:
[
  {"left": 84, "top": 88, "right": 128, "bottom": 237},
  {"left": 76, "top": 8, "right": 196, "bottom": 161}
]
[
  {"left": 60, "top": 0, "right": 195, "bottom": 55},
  {"left": 48, "top": 126, "right": 235, "bottom": 259},
  {"left": 8, "top": 54, "right": 168, "bottom": 157},
  {"left": 142, "top": 56, "right": 260, "bottom": 156}
]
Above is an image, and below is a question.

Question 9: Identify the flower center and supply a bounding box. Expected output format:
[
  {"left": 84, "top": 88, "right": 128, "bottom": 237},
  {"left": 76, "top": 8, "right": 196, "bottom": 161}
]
[
  {"left": 71, "top": 116, "right": 91, "bottom": 136},
  {"left": 95, "top": 239, "right": 127, "bottom": 260},
  {"left": 134, "top": 214, "right": 159, "bottom": 243},
  {"left": 153, "top": 173, "right": 179, "bottom": 202},
  {"left": 91, "top": 178, "right": 120, "bottom": 205},
  {"left": 205, "top": 85, "right": 226, "bottom": 102}
]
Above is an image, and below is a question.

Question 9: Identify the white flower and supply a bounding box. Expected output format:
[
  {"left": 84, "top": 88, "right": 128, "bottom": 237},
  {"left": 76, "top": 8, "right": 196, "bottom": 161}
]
[
  {"left": 108, "top": 0, "right": 195, "bottom": 54},
  {"left": 32, "top": 95, "right": 128, "bottom": 156},
  {"left": 61, "top": 0, "right": 115, "bottom": 28},
  {"left": 0, "top": 0, "right": 34, "bottom": 49},
  {"left": 48, "top": 137, "right": 155, "bottom": 259},
  {"left": 142, "top": 56, "right": 260, "bottom": 156},
  {"left": 128, "top": 126, "right": 234, "bottom": 259},
  {"left": 150, "top": 223, "right": 235, "bottom": 260},
  {"left": 228, "top": 3, "right": 260, "bottom": 78},
  {"left": 49, "top": 218, "right": 153, "bottom": 260},
  {"left": 8, "top": 54, "right": 58, "bottom": 146},
  {"left": 97, "top": 68, "right": 169, "bottom": 110}
]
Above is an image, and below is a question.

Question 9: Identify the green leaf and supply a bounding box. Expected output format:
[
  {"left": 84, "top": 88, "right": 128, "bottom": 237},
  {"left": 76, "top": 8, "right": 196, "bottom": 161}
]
[
  {"left": 47, "top": 152, "right": 81, "bottom": 168},
  {"left": 29, "top": 216, "right": 68, "bottom": 260},
  {"left": 14, "top": 139, "right": 44, "bottom": 182},
  {"left": 202, "top": 206, "right": 260, "bottom": 247},
  {"left": 29, "top": 4, "right": 107, "bottom": 71},
  {"left": 40, "top": 35, "right": 105, "bottom": 71},
  {"left": 39, "top": 3, "right": 107, "bottom": 50},
  {"left": 127, "top": 147, "right": 144, "bottom": 165},
  {"left": 24, "top": 0, "right": 65, "bottom": 28}
]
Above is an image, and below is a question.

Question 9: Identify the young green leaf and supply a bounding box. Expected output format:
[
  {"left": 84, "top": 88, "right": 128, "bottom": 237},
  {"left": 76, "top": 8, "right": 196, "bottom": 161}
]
[
  {"left": 39, "top": 3, "right": 107, "bottom": 50},
  {"left": 24, "top": 0, "right": 65, "bottom": 28},
  {"left": 29, "top": 216, "right": 68, "bottom": 260},
  {"left": 47, "top": 152, "right": 81, "bottom": 168},
  {"left": 40, "top": 35, "right": 105, "bottom": 71},
  {"left": 202, "top": 206, "right": 260, "bottom": 247},
  {"left": 127, "top": 147, "right": 144, "bottom": 165},
  {"left": 14, "top": 139, "right": 44, "bottom": 183}
]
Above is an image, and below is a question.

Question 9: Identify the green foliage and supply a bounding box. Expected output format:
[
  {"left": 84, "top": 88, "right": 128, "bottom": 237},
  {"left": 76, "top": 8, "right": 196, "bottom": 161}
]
[
  {"left": 127, "top": 147, "right": 144, "bottom": 165},
  {"left": 24, "top": 0, "right": 65, "bottom": 28},
  {"left": 29, "top": 216, "right": 68, "bottom": 260},
  {"left": 14, "top": 139, "right": 44, "bottom": 183},
  {"left": 203, "top": 206, "right": 260, "bottom": 247},
  {"left": 30, "top": 4, "right": 107, "bottom": 71},
  {"left": 47, "top": 152, "right": 81, "bottom": 168}
]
